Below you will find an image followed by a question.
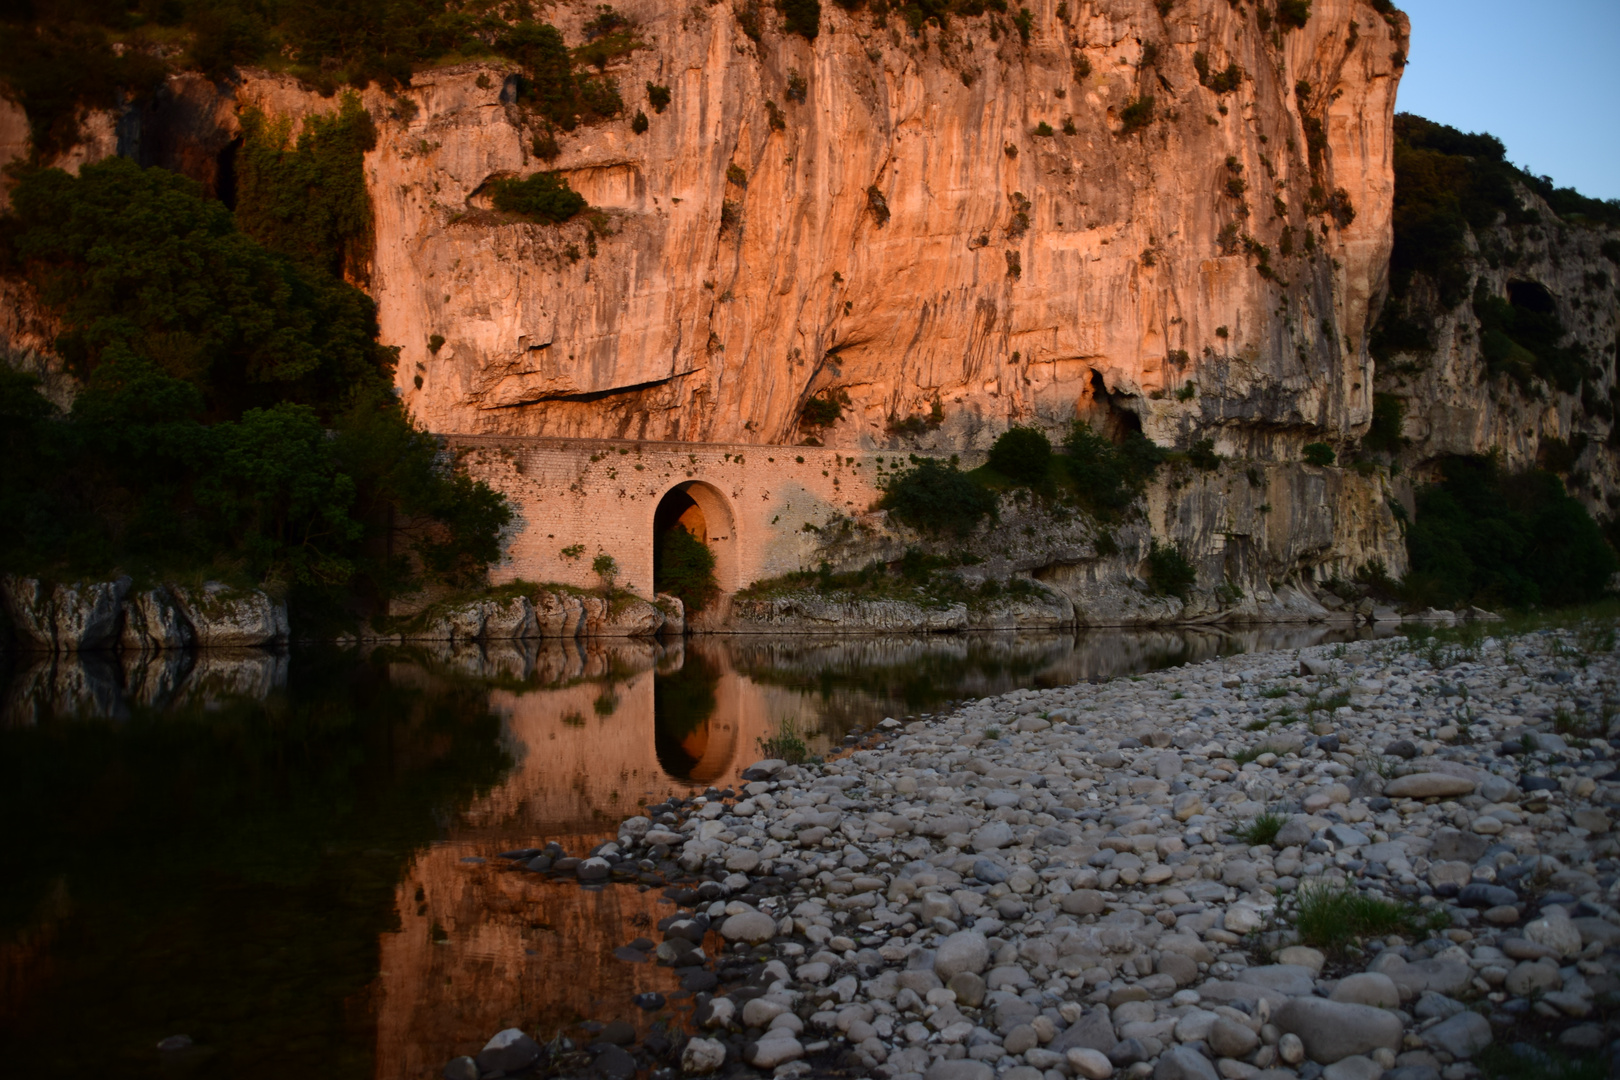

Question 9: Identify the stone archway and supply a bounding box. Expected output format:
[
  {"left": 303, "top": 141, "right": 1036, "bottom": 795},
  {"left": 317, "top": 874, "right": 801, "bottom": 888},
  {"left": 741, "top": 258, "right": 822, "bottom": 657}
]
[{"left": 652, "top": 481, "right": 739, "bottom": 602}]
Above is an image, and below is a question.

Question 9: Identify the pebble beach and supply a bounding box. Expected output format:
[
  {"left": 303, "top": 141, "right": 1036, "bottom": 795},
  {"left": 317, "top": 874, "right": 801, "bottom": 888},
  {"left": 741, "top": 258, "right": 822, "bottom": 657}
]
[{"left": 459, "top": 624, "right": 1620, "bottom": 1080}]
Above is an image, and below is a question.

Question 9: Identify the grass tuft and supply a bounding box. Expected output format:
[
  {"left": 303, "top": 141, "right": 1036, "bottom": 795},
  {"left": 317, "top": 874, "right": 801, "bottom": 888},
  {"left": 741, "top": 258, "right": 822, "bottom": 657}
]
[
  {"left": 757, "top": 717, "right": 809, "bottom": 764},
  {"left": 1292, "top": 881, "right": 1448, "bottom": 949},
  {"left": 1231, "top": 811, "right": 1285, "bottom": 846}
]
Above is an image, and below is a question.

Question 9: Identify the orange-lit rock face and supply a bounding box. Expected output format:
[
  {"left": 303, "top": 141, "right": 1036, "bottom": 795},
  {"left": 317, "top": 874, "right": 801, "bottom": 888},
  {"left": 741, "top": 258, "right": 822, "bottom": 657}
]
[{"left": 319, "top": 0, "right": 1405, "bottom": 454}]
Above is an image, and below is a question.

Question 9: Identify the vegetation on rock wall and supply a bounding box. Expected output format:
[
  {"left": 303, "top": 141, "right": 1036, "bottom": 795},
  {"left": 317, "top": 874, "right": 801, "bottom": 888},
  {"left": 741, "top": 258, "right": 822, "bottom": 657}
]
[
  {"left": 1405, "top": 455, "right": 1617, "bottom": 610},
  {"left": 236, "top": 95, "right": 378, "bottom": 280},
  {"left": 1385, "top": 114, "right": 1620, "bottom": 309},
  {"left": 985, "top": 426, "right": 1052, "bottom": 487},
  {"left": 0, "top": 157, "right": 509, "bottom": 622},
  {"left": 0, "top": 2, "right": 636, "bottom": 160},
  {"left": 879, "top": 457, "right": 998, "bottom": 538},
  {"left": 489, "top": 172, "right": 587, "bottom": 223},
  {"left": 1145, "top": 541, "right": 1197, "bottom": 599},
  {"left": 1061, "top": 421, "right": 1165, "bottom": 518}
]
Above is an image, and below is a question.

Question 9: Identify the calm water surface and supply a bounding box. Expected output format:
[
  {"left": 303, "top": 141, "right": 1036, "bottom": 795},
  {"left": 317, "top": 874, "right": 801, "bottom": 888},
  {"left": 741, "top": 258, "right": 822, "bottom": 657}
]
[{"left": 0, "top": 626, "right": 1372, "bottom": 1078}]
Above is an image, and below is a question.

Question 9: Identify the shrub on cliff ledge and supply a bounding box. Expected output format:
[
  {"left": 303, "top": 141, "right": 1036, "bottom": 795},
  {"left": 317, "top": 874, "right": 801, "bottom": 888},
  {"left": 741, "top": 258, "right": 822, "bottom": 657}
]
[
  {"left": 1145, "top": 542, "right": 1197, "bottom": 599},
  {"left": 782, "top": 0, "right": 822, "bottom": 39},
  {"left": 490, "top": 172, "right": 588, "bottom": 223},
  {"left": 879, "top": 457, "right": 998, "bottom": 538},
  {"left": 987, "top": 426, "right": 1053, "bottom": 486},
  {"left": 1061, "top": 421, "right": 1165, "bottom": 517}
]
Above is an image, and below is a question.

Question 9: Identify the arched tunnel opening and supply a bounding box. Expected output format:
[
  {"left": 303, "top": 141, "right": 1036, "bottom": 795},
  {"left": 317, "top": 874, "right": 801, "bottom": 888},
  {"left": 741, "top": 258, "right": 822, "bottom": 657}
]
[{"left": 653, "top": 483, "right": 723, "bottom": 615}]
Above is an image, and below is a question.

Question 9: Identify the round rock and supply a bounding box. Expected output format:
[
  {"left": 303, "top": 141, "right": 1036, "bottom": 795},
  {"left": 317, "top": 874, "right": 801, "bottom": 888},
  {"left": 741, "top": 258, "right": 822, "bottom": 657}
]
[
  {"left": 718, "top": 909, "right": 777, "bottom": 943},
  {"left": 681, "top": 1037, "right": 727, "bottom": 1075},
  {"left": 933, "top": 930, "right": 991, "bottom": 980}
]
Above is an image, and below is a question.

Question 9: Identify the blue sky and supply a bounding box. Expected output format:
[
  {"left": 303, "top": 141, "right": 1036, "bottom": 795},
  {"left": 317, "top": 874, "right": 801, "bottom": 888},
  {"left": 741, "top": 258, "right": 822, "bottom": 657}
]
[{"left": 1394, "top": 0, "right": 1620, "bottom": 200}]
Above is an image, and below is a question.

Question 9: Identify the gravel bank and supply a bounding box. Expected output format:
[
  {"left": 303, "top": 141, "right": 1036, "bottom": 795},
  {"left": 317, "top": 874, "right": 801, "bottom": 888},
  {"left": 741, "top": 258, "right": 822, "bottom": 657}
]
[{"left": 467, "top": 626, "right": 1620, "bottom": 1080}]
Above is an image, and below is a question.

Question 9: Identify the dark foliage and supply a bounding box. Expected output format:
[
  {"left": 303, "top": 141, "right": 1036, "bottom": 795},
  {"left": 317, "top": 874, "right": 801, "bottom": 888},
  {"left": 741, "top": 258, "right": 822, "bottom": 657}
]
[
  {"left": 1389, "top": 114, "right": 1529, "bottom": 306},
  {"left": 235, "top": 95, "right": 377, "bottom": 279},
  {"left": 1188, "top": 438, "right": 1221, "bottom": 470},
  {"left": 1362, "top": 393, "right": 1407, "bottom": 454},
  {"left": 782, "top": 0, "right": 822, "bottom": 39},
  {"left": 655, "top": 525, "right": 719, "bottom": 614},
  {"left": 1302, "top": 442, "right": 1336, "bottom": 467},
  {"left": 799, "top": 388, "right": 850, "bottom": 431},
  {"left": 987, "top": 426, "right": 1052, "bottom": 486},
  {"left": 880, "top": 457, "right": 998, "bottom": 537},
  {"left": 1014, "top": 6, "right": 1033, "bottom": 43},
  {"left": 487, "top": 20, "right": 620, "bottom": 129},
  {"left": 1061, "top": 421, "right": 1165, "bottom": 517},
  {"left": 1276, "top": 0, "right": 1311, "bottom": 29},
  {"left": 0, "top": 158, "right": 509, "bottom": 617},
  {"left": 1405, "top": 455, "right": 1617, "bottom": 609},
  {"left": 489, "top": 172, "right": 587, "bottom": 223},
  {"left": 1119, "top": 96, "right": 1155, "bottom": 135},
  {"left": 0, "top": 12, "right": 166, "bottom": 160},
  {"left": 1369, "top": 298, "right": 1435, "bottom": 363},
  {"left": 1473, "top": 280, "right": 1586, "bottom": 394},
  {"left": 1145, "top": 541, "right": 1197, "bottom": 598},
  {"left": 646, "top": 81, "right": 672, "bottom": 113},
  {"left": 1389, "top": 115, "right": 1620, "bottom": 313}
]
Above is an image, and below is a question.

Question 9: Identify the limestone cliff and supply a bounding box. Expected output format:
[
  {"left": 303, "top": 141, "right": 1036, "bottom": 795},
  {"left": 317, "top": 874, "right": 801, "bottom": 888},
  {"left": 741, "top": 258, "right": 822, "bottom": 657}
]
[
  {"left": 1, "top": 0, "right": 1406, "bottom": 458},
  {"left": 378, "top": 0, "right": 1407, "bottom": 457},
  {"left": 1373, "top": 181, "right": 1620, "bottom": 513}
]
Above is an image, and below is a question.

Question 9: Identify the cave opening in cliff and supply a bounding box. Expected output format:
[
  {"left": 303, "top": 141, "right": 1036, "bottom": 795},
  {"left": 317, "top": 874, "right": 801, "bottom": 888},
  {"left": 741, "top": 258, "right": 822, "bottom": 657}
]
[
  {"left": 652, "top": 482, "right": 731, "bottom": 613},
  {"left": 215, "top": 136, "right": 242, "bottom": 210}
]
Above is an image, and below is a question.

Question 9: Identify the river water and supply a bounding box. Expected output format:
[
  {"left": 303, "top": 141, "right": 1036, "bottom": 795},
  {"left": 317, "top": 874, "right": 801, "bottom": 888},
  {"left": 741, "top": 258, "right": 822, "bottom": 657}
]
[{"left": 0, "top": 625, "right": 1374, "bottom": 1078}]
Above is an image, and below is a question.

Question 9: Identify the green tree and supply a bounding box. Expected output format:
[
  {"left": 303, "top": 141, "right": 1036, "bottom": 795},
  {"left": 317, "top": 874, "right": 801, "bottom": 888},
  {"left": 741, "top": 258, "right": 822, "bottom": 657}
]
[
  {"left": 1405, "top": 455, "right": 1617, "bottom": 608},
  {"left": 0, "top": 157, "right": 510, "bottom": 619},
  {"left": 987, "top": 426, "right": 1052, "bottom": 486},
  {"left": 235, "top": 95, "right": 378, "bottom": 278},
  {"left": 880, "top": 457, "right": 998, "bottom": 537}
]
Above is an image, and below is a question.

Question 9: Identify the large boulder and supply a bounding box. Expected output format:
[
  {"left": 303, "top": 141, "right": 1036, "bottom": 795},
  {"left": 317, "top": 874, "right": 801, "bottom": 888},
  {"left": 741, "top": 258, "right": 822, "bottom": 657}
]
[
  {"left": 1274, "top": 997, "right": 1403, "bottom": 1063},
  {"left": 1, "top": 575, "right": 130, "bottom": 651},
  {"left": 583, "top": 595, "right": 666, "bottom": 637},
  {"left": 171, "top": 583, "right": 288, "bottom": 647},
  {"left": 656, "top": 593, "right": 686, "bottom": 635},
  {"left": 534, "top": 590, "right": 588, "bottom": 637},
  {"left": 122, "top": 587, "right": 194, "bottom": 651}
]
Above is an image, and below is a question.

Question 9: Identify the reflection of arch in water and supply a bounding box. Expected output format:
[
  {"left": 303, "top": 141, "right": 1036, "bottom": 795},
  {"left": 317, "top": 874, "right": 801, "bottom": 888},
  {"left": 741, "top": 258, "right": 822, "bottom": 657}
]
[
  {"left": 652, "top": 481, "right": 738, "bottom": 595},
  {"left": 653, "top": 648, "right": 725, "bottom": 781}
]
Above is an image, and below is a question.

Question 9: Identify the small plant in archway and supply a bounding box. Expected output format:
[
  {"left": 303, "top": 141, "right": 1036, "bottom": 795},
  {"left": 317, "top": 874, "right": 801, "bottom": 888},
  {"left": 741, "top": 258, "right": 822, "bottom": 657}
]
[
  {"left": 656, "top": 525, "right": 719, "bottom": 613},
  {"left": 592, "top": 553, "right": 619, "bottom": 596}
]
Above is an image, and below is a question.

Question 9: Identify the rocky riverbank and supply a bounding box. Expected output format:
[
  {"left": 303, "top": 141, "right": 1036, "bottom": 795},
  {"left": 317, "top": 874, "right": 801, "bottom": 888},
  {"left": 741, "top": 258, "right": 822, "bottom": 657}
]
[{"left": 465, "top": 622, "right": 1620, "bottom": 1080}]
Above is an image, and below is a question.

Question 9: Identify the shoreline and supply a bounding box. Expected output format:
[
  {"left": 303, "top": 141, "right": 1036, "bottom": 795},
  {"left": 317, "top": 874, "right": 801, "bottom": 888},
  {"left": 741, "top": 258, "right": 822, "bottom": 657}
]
[{"left": 465, "top": 624, "right": 1620, "bottom": 1080}]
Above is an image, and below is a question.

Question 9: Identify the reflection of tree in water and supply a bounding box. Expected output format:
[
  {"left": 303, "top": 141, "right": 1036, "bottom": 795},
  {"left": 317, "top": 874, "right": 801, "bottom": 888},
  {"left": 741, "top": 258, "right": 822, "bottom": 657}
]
[
  {"left": 653, "top": 649, "right": 721, "bottom": 780},
  {"left": 0, "top": 648, "right": 512, "bottom": 1078}
]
